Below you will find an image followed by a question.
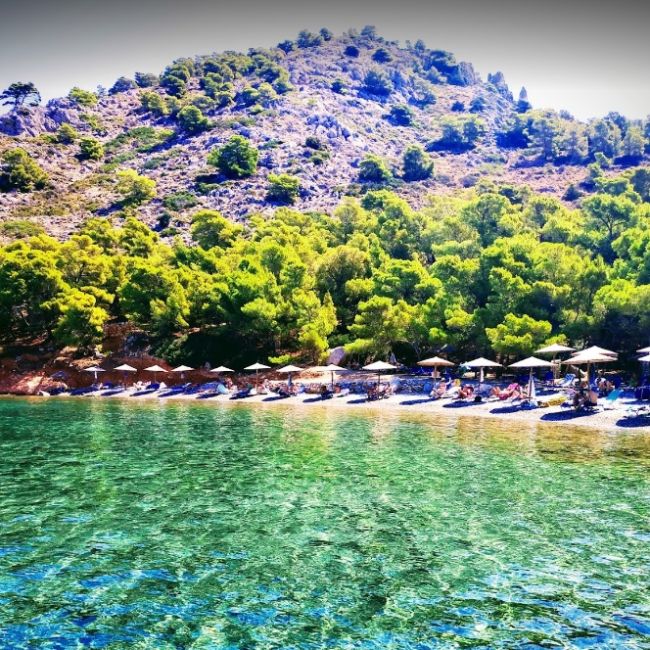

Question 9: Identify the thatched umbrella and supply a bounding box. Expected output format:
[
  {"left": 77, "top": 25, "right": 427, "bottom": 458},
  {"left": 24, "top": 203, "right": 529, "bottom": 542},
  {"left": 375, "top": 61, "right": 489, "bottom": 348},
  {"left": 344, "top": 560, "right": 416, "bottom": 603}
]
[
  {"left": 563, "top": 352, "right": 615, "bottom": 384},
  {"left": 114, "top": 363, "right": 137, "bottom": 386},
  {"left": 83, "top": 366, "right": 105, "bottom": 384},
  {"left": 171, "top": 364, "right": 194, "bottom": 381},
  {"left": 244, "top": 362, "right": 270, "bottom": 388},
  {"left": 277, "top": 364, "right": 303, "bottom": 388},
  {"left": 144, "top": 364, "right": 167, "bottom": 384},
  {"left": 310, "top": 364, "right": 345, "bottom": 390},
  {"left": 417, "top": 356, "right": 455, "bottom": 382}
]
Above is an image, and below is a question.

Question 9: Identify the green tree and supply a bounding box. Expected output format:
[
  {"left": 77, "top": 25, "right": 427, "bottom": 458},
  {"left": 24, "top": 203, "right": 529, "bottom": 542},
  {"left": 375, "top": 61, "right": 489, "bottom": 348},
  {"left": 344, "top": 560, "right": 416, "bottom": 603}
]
[
  {"left": 139, "top": 91, "right": 168, "bottom": 116},
  {"left": 115, "top": 169, "right": 156, "bottom": 206},
  {"left": 208, "top": 135, "right": 259, "bottom": 179},
  {"left": 0, "top": 82, "right": 40, "bottom": 110},
  {"left": 78, "top": 137, "right": 104, "bottom": 161},
  {"left": 486, "top": 313, "right": 552, "bottom": 359},
  {"left": 402, "top": 145, "right": 433, "bottom": 181},
  {"left": 387, "top": 104, "right": 414, "bottom": 126},
  {"left": 134, "top": 72, "right": 159, "bottom": 88},
  {"left": 1, "top": 148, "right": 48, "bottom": 191},
  {"left": 56, "top": 123, "right": 79, "bottom": 144},
  {"left": 363, "top": 69, "right": 393, "bottom": 97},
  {"left": 177, "top": 105, "right": 210, "bottom": 133},
  {"left": 110, "top": 77, "right": 136, "bottom": 94},
  {"left": 190, "top": 210, "right": 244, "bottom": 249},
  {"left": 68, "top": 87, "right": 98, "bottom": 106},
  {"left": 53, "top": 289, "right": 109, "bottom": 349},
  {"left": 266, "top": 174, "right": 300, "bottom": 204},
  {"left": 359, "top": 154, "right": 392, "bottom": 183}
]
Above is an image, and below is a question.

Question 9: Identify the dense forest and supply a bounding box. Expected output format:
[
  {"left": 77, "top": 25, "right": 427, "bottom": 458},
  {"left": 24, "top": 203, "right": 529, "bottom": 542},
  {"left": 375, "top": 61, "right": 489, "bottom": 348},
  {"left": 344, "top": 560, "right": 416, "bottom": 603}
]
[
  {"left": 0, "top": 28, "right": 649, "bottom": 368},
  {"left": 1, "top": 169, "right": 649, "bottom": 367}
]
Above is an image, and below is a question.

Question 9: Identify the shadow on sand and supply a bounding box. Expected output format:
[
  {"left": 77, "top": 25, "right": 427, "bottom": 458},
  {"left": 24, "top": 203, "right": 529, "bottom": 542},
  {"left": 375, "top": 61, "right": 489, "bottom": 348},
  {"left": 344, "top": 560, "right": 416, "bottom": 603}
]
[
  {"left": 400, "top": 397, "right": 435, "bottom": 406},
  {"left": 615, "top": 415, "right": 650, "bottom": 428},
  {"left": 540, "top": 409, "right": 596, "bottom": 422}
]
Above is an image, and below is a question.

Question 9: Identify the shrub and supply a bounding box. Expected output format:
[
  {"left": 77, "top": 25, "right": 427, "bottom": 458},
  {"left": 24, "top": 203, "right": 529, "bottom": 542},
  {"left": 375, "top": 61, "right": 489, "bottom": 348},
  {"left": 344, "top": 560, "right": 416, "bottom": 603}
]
[
  {"left": 238, "top": 85, "right": 260, "bottom": 107},
  {"left": 57, "top": 123, "right": 79, "bottom": 144},
  {"left": 135, "top": 72, "right": 159, "bottom": 88},
  {"left": 470, "top": 96, "right": 486, "bottom": 113},
  {"left": 277, "top": 40, "right": 295, "bottom": 53},
  {"left": 451, "top": 100, "right": 465, "bottom": 112},
  {"left": 363, "top": 69, "right": 393, "bottom": 97},
  {"left": 116, "top": 169, "right": 156, "bottom": 206},
  {"left": 402, "top": 145, "right": 433, "bottom": 181},
  {"left": 358, "top": 154, "right": 391, "bottom": 183},
  {"left": 266, "top": 174, "right": 300, "bottom": 204},
  {"left": 319, "top": 28, "right": 333, "bottom": 41},
  {"left": 163, "top": 190, "right": 199, "bottom": 211},
  {"left": 344, "top": 45, "right": 360, "bottom": 58},
  {"left": 78, "top": 137, "right": 104, "bottom": 161},
  {"left": 331, "top": 78, "right": 347, "bottom": 94},
  {"left": 139, "top": 90, "right": 168, "bottom": 116},
  {"left": 305, "top": 136, "right": 324, "bottom": 150},
  {"left": 372, "top": 48, "right": 392, "bottom": 63},
  {"left": 0, "top": 219, "right": 45, "bottom": 239},
  {"left": 1, "top": 148, "right": 48, "bottom": 191},
  {"left": 177, "top": 105, "right": 210, "bottom": 134},
  {"left": 387, "top": 104, "right": 414, "bottom": 126},
  {"left": 409, "top": 79, "right": 436, "bottom": 108},
  {"left": 430, "top": 115, "right": 485, "bottom": 152},
  {"left": 110, "top": 77, "right": 136, "bottom": 94},
  {"left": 161, "top": 75, "right": 186, "bottom": 98},
  {"left": 208, "top": 135, "right": 258, "bottom": 179},
  {"left": 68, "top": 87, "right": 98, "bottom": 106},
  {"left": 297, "top": 30, "right": 323, "bottom": 48}
]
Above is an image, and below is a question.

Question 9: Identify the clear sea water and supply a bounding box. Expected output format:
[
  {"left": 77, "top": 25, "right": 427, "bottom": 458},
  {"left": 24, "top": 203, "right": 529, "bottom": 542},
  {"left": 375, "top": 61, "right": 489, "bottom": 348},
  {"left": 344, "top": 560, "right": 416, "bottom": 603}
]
[{"left": 0, "top": 398, "right": 649, "bottom": 649}]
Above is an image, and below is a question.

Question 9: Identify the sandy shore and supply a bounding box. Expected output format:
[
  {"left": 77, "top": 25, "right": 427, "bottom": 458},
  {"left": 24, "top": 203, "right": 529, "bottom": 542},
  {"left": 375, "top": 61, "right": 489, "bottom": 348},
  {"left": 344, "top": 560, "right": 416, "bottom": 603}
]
[{"left": 43, "top": 387, "right": 650, "bottom": 433}]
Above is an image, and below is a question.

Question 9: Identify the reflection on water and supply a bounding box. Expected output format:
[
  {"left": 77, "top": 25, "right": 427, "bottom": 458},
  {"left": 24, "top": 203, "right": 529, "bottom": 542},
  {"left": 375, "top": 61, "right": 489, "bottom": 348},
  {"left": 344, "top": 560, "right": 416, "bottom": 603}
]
[{"left": 0, "top": 398, "right": 649, "bottom": 649}]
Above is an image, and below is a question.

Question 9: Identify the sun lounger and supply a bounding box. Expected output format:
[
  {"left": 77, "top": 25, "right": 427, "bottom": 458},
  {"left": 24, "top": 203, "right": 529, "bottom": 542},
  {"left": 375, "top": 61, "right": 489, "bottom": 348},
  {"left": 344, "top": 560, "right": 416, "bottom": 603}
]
[{"left": 603, "top": 388, "right": 622, "bottom": 410}]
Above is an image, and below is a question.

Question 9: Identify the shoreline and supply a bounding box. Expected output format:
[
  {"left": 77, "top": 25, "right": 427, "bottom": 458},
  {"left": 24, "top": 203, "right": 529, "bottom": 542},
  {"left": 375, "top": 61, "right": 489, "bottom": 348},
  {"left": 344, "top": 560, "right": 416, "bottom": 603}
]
[{"left": 12, "top": 387, "right": 650, "bottom": 434}]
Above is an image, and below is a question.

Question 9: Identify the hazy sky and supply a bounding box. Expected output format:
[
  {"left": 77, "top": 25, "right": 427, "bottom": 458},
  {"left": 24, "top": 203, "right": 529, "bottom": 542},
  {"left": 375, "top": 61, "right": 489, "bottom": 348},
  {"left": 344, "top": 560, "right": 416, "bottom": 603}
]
[{"left": 1, "top": 0, "right": 648, "bottom": 119}]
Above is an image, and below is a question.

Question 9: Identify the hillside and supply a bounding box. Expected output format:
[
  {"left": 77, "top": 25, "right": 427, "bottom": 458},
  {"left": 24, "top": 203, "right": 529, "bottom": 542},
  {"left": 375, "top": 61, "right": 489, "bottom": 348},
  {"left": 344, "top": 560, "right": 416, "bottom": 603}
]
[{"left": 1, "top": 27, "right": 646, "bottom": 240}]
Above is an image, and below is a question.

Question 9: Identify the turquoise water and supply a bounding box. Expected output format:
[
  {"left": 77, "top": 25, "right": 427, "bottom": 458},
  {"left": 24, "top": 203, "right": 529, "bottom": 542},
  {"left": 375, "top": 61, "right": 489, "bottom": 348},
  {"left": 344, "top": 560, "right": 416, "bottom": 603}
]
[{"left": 0, "top": 399, "right": 649, "bottom": 649}]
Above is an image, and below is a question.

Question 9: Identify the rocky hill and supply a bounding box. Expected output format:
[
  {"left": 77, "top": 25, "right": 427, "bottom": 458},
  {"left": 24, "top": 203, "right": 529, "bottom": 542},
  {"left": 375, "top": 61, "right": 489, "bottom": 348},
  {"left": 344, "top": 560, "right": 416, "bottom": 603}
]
[{"left": 0, "top": 27, "right": 647, "bottom": 239}]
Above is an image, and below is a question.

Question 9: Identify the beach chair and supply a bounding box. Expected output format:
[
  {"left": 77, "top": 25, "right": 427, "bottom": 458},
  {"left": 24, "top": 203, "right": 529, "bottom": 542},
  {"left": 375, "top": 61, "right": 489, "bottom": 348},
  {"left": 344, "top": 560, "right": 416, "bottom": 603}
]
[
  {"left": 603, "top": 388, "right": 622, "bottom": 410},
  {"left": 559, "top": 373, "right": 576, "bottom": 388}
]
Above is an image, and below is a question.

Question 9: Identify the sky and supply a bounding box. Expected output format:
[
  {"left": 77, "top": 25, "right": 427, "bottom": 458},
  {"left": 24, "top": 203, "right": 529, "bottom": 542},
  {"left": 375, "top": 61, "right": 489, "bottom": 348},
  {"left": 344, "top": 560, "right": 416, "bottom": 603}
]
[{"left": 0, "top": 0, "right": 648, "bottom": 120}]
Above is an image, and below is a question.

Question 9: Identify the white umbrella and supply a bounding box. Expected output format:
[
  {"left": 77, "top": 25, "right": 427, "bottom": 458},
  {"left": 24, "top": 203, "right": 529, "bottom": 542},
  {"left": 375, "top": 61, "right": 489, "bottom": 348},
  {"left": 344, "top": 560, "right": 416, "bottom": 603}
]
[
  {"left": 637, "top": 346, "right": 650, "bottom": 354},
  {"left": 277, "top": 364, "right": 303, "bottom": 387},
  {"left": 244, "top": 362, "right": 270, "bottom": 387},
  {"left": 509, "top": 357, "right": 553, "bottom": 400},
  {"left": 144, "top": 364, "right": 167, "bottom": 383},
  {"left": 171, "top": 365, "right": 194, "bottom": 381},
  {"left": 638, "top": 354, "right": 650, "bottom": 362},
  {"left": 572, "top": 345, "right": 617, "bottom": 358},
  {"left": 83, "top": 366, "right": 105, "bottom": 383},
  {"left": 536, "top": 344, "right": 575, "bottom": 379},
  {"left": 362, "top": 361, "right": 397, "bottom": 387},
  {"left": 310, "top": 363, "right": 345, "bottom": 390},
  {"left": 114, "top": 363, "right": 137, "bottom": 386},
  {"left": 563, "top": 352, "right": 615, "bottom": 384},
  {"left": 210, "top": 366, "right": 234, "bottom": 373},
  {"left": 536, "top": 343, "right": 575, "bottom": 354},
  {"left": 418, "top": 356, "right": 455, "bottom": 381},
  {"left": 464, "top": 357, "right": 502, "bottom": 384}
]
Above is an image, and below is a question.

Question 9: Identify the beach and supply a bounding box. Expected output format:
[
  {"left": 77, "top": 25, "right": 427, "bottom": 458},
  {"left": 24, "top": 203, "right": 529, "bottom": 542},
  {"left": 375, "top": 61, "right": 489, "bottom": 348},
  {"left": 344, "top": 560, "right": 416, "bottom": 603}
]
[{"left": 41, "top": 385, "right": 650, "bottom": 433}]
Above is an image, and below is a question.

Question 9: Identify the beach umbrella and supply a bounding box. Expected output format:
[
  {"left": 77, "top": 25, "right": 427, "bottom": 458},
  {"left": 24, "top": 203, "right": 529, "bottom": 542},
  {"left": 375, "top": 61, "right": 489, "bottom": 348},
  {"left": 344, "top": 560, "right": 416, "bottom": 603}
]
[
  {"left": 277, "top": 364, "right": 303, "bottom": 387},
  {"left": 509, "top": 357, "right": 553, "bottom": 399},
  {"left": 637, "top": 346, "right": 650, "bottom": 354},
  {"left": 536, "top": 343, "right": 575, "bottom": 379},
  {"left": 310, "top": 363, "right": 345, "bottom": 390},
  {"left": 244, "top": 362, "right": 270, "bottom": 387},
  {"left": 563, "top": 352, "right": 615, "bottom": 384},
  {"left": 144, "top": 364, "right": 167, "bottom": 383},
  {"left": 114, "top": 363, "right": 137, "bottom": 386},
  {"left": 418, "top": 356, "right": 455, "bottom": 381},
  {"left": 536, "top": 343, "right": 575, "bottom": 355},
  {"left": 572, "top": 345, "right": 617, "bottom": 358},
  {"left": 171, "top": 365, "right": 194, "bottom": 380},
  {"left": 362, "top": 360, "right": 397, "bottom": 387},
  {"left": 638, "top": 354, "right": 650, "bottom": 362},
  {"left": 211, "top": 365, "right": 234, "bottom": 373},
  {"left": 83, "top": 365, "right": 105, "bottom": 383},
  {"left": 464, "top": 357, "right": 502, "bottom": 384}
]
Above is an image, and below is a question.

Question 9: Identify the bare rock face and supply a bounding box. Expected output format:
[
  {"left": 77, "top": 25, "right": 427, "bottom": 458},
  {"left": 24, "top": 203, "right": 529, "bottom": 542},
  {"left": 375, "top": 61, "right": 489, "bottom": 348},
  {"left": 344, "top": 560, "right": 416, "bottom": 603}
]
[{"left": 0, "top": 107, "right": 53, "bottom": 136}]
